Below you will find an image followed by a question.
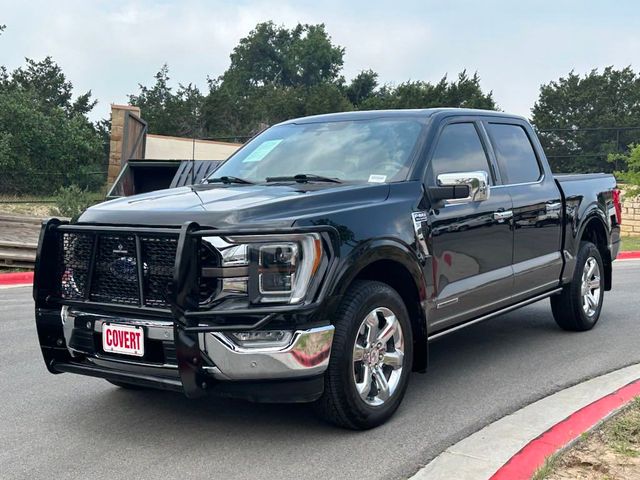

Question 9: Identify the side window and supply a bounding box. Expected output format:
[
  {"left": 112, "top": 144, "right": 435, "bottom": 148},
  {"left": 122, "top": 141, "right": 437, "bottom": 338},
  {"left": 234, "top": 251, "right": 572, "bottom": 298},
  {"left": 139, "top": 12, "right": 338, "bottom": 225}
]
[
  {"left": 488, "top": 123, "right": 541, "bottom": 184},
  {"left": 429, "top": 123, "right": 492, "bottom": 183}
]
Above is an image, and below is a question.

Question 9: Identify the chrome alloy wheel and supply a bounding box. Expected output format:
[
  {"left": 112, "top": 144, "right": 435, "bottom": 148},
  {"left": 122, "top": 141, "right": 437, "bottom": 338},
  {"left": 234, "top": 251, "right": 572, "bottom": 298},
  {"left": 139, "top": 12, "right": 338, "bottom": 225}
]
[
  {"left": 352, "top": 307, "right": 405, "bottom": 407},
  {"left": 581, "top": 256, "right": 601, "bottom": 317}
]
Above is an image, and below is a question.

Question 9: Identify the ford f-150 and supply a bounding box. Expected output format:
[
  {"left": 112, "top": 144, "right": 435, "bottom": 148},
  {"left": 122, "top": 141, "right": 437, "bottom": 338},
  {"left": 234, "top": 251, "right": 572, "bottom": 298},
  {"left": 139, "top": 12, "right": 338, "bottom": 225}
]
[{"left": 33, "top": 108, "right": 621, "bottom": 429}]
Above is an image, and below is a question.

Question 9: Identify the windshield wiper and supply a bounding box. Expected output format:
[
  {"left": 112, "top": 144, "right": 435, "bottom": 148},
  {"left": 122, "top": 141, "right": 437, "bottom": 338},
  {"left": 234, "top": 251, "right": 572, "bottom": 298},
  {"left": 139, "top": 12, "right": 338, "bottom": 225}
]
[
  {"left": 206, "top": 175, "right": 255, "bottom": 185},
  {"left": 265, "top": 173, "right": 342, "bottom": 184}
]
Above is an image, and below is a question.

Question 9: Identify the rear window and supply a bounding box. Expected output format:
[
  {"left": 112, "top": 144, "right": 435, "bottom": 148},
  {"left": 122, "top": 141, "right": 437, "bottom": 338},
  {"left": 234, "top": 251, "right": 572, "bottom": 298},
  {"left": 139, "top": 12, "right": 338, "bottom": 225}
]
[{"left": 488, "top": 124, "right": 541, "bottom": 184}]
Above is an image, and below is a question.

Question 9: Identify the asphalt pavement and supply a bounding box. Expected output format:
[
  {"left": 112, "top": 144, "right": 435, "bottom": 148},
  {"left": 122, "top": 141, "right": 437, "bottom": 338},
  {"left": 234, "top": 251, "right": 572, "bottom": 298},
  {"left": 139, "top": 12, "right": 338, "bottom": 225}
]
[{"left": 1, "top": 261, "right": 639, "bottom": 480}]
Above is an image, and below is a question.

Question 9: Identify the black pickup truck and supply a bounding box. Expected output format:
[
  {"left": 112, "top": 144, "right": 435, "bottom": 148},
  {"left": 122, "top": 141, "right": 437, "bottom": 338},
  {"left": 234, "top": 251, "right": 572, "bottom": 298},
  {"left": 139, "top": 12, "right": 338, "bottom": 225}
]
[{"left": 34, "top": 108, "right": 621, "bottom": 429}]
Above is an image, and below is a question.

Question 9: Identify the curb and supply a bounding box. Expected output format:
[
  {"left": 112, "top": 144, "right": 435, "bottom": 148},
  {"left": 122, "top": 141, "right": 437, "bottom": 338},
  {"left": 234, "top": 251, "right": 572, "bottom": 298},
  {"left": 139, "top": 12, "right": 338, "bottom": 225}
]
[
  {"left": 491, "top": 379, "right": 640, "bottom": 479},
  {"left": 618, "top": 250, "right": 640, "bottom": 260},
  {"left": 412, "top": 363, "right": 640, "bottom": 480},
  {"left": 0, "top": 271, "right": 34, "bottom": 286}
]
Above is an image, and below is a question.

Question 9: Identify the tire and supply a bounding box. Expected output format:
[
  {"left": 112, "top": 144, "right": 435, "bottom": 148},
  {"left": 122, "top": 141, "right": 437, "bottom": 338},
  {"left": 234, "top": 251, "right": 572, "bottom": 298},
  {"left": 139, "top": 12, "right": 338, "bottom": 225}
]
[
  {"left": 315, "top": 280, "right": 413, "bottom": 430},
  {"left": 551, "top": 241, "right": 605, "bottom": 331},
  {"left": 106, "top": 380, "right": 148, "bottom": 390}
]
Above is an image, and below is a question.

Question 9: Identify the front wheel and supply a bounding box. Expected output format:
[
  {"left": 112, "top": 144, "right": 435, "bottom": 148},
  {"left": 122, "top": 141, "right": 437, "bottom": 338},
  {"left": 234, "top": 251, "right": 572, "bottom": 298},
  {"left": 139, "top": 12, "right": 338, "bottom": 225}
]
[
  {"left": 315, "top": 280, "right": 413, "bottom": 429},
  {"left": 551, "top": 241, "right": 605, "bottom": 331}
]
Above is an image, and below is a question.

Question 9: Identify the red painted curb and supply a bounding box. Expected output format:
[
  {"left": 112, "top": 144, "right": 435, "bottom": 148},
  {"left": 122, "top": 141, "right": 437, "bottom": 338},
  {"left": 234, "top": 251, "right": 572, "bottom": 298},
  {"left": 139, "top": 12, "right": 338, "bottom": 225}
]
[
  {"left": 619, "top": 250, "right": 640, "bottom": 260},
  {"left": 490, "top": 379, "right": 640, "bottom": 480},
  {"left": 0, "top": 271, "right": 34, "bottom": 286}
]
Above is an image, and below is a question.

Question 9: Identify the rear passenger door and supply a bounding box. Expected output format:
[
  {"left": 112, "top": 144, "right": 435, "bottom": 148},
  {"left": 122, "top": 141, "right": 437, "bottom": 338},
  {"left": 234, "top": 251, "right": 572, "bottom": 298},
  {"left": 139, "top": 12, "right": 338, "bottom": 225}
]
[
  {"left": 484, "top": 120, "right": 563, "bottom": 299},
  {"left": 426, "top": 120, "right": 514, "bottom": 331}
]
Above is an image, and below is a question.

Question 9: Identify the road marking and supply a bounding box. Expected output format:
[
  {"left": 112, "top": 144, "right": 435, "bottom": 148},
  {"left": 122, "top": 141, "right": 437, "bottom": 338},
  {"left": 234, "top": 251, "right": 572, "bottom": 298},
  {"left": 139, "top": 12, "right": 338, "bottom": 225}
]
[
  {"left": 0, "top": 271, "right": 34, "bottom": 286},
  {"left": 491, "top": 378, "right": 640, "bottom": 479},
  {"left": 618, "top": 251, "right": 640, "bottom": 260},
  {"left": 411, "top": 363, "right": 640, "bottom": 480}
]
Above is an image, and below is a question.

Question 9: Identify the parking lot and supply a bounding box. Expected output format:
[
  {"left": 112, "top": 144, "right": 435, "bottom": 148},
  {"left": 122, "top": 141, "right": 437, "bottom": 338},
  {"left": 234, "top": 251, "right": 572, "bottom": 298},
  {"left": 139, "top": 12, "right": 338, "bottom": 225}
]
[{"left": 1, "top": 260, "right": 638, "bottom": 480}]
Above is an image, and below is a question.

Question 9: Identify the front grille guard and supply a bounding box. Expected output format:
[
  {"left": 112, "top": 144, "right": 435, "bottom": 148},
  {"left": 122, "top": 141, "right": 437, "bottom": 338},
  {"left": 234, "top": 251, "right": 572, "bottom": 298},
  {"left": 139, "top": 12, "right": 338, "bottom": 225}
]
[{"left": 33, "top": 219, "right": 340, "bottom": 397}]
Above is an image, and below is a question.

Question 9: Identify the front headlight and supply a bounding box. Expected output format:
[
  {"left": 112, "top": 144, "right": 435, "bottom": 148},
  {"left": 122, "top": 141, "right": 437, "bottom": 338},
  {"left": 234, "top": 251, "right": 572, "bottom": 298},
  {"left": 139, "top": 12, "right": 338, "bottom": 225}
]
[{"left": 202, "top": 233, "right": 324, "bottom": 305}]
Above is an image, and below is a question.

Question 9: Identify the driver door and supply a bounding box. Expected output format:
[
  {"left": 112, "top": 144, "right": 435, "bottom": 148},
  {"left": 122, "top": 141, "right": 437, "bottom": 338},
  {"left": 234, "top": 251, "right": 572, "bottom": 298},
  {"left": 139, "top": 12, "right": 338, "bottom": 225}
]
[{"left": 425, "top": 120, "right": 514, "bottom": 332}]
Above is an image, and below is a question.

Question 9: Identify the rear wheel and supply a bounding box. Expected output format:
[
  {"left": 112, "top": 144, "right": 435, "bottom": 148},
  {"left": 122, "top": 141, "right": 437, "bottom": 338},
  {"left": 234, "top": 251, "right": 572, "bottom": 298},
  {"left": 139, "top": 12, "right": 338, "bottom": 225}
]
[
  {"left": 551, "top": 241, "right": 604, "bottom": 331},
  {"left": 315, "top": 280, "right": 413, "bottom": 429}
]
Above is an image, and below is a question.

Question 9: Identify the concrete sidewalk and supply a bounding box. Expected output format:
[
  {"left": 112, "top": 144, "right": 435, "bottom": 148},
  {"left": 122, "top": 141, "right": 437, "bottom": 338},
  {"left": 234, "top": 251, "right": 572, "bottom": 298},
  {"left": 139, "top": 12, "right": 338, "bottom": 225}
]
[{"left": 412, "top": 363, "right": 640, "bottom": 479}]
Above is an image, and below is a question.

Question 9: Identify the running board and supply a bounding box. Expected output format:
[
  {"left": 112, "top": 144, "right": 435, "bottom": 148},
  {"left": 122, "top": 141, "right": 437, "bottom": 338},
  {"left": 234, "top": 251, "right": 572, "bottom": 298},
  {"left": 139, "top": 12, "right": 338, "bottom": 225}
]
[{"left": 427, "top": 287, "right": 563, "bottom": 342}]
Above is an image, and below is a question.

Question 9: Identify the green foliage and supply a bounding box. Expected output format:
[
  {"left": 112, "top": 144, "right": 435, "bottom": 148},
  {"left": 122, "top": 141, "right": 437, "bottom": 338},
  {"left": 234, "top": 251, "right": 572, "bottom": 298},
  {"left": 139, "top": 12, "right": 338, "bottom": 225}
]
[
  {"left": 131, "top": 23, "right": 495, "bottom": 139},
  {"left": 203, "top": 22, "right": 349, "bottom": 137},
  {"left": 346, "top": 70, "right": 378, "bottom": 107},
  {"left": 0, "top": 56, "right": 105, "bottom": 195},
  {"left": 53, "top": 184, "right": 96, "bottom": 221},
  {"left": 0, "top": 88, "right": 104, "bottom": 194},
  {"left": 6, "top": 57, "right": 97, "bottom": 116},
  {"left": 609, "top": 144, "right": 640, "bottom": 197},
  {"left": 622, "top": 237, "right": 640, "bottom": 252},
  {"left": 532, "top": 67, "right": 640, "bottom": 173},
  {"left": 359, "top": 71, "right": 496, "bottom": 110},
  {"left": 128, "top": 64, "right": 205, "bottom": 136},
  {"left": 605, "top": 397, "right": 640, "bottom": 457},
  {"left": 222, "top": 22, "right": 344, "bottom": 90},
  {"left": 530, "top": 454, "right": 558, "bottom": 480}
]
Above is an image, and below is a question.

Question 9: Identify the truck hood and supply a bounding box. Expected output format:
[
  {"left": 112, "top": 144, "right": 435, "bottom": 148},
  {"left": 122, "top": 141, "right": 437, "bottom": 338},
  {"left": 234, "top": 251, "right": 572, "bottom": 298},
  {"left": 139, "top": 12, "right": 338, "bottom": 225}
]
[{"left": 78, "top": 183, "right": 390, "bottom": 228}]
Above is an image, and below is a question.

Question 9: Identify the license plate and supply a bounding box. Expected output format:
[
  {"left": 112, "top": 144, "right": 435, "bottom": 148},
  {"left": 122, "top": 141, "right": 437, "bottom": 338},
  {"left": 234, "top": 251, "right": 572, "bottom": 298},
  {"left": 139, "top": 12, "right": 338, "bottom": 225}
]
[{"left": 102, "top": 323, "right": 144, "bottom": 357}]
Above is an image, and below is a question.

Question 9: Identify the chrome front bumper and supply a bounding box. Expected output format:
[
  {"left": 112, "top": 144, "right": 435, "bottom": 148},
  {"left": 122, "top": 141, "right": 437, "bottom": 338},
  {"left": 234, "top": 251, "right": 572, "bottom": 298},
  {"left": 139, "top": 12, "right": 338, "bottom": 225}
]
[
  {"left": 62, "top": 309, "right": 334, "bottom": 381},
  {"left": 201, "top": 326, "right": 334, "bottom": 380}
]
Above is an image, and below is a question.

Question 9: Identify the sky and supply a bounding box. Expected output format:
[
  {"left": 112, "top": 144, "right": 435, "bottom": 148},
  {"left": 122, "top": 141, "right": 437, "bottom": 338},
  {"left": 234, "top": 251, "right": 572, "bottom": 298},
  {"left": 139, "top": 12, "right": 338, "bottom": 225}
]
[{"left": 1, "top": 0, "right": 639, "bottom": 123}]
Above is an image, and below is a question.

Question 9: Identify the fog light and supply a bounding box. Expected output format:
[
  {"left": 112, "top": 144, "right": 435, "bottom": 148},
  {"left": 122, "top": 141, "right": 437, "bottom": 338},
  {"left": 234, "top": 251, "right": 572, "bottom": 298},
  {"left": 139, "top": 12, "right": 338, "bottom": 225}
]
[
  {"left": 222, "top": 277, "right": 248, "bottom": 294},
  {"left": 229, "top": 330, "right": 293, "bottom": 348}
]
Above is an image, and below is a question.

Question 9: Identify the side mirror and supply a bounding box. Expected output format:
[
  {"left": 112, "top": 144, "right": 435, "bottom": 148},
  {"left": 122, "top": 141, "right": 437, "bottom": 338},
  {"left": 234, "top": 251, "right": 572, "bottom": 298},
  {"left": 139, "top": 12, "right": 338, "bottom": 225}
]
[{"left": 429, "top": 171, "right": 490, "bottom": 204}]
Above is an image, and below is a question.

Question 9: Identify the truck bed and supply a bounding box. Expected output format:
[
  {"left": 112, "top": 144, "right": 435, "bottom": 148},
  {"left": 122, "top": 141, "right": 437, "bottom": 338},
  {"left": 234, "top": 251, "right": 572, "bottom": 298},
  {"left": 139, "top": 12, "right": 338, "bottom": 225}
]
[{"left": 553, "top": 172, "right": 614, "bottom": 183}]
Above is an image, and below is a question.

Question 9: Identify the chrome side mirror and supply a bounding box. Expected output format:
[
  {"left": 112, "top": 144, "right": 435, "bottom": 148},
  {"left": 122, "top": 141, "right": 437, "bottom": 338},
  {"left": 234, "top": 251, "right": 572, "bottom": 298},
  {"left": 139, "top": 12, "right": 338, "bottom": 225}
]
[{"left": 435, "top": 171, "right": 490, "bottom": 204}]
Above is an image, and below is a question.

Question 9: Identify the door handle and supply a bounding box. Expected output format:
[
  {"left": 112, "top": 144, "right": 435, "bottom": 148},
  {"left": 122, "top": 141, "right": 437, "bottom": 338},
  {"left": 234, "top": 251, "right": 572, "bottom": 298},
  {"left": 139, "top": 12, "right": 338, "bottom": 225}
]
[
  {"left": 546, "top": 202, "right": 562, "bottom": 212},
  {"left": 493, "top": 210, "right": 513, "bottom": 221}
]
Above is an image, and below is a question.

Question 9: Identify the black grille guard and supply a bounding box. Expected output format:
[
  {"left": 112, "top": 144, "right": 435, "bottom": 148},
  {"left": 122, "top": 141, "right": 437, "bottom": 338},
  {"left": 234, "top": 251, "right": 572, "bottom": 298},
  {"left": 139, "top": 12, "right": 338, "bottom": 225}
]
[{"left": 33, "top": 219, "right": 340, "bottom": 398}]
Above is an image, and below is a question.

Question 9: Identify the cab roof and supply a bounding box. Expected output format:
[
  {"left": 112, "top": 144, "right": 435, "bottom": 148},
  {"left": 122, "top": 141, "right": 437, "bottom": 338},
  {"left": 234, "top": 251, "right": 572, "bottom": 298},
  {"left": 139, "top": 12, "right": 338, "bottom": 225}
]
[{"left": 278, "top": 108, "right": 526, "bottom": 125}]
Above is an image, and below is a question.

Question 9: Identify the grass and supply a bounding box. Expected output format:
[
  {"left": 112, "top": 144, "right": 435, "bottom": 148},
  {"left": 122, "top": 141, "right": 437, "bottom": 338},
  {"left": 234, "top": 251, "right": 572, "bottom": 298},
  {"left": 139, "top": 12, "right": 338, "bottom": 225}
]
[
  {"left": 0, "top": 192, "right": 105, "bottom": 217},
  {"left": 0, "top": 194, "right": 57, "bottom": 202},
  {"left": 533, "top": 396, "right": 640, "bottom": 479},
  {"left": 622, "top": 237, "right": 640, "bottom": 252},
  {"left": 607, "top": 397, "right": 640, "bottom": 457},
  {"left": 531, "top": 454, "right": 560, "bottom": 480},
  {"left": 0, "top": 201, "right": 57, "bottom": 217},
  {"left": 0, "top": 192, "right": 106, "bottom": 204}
]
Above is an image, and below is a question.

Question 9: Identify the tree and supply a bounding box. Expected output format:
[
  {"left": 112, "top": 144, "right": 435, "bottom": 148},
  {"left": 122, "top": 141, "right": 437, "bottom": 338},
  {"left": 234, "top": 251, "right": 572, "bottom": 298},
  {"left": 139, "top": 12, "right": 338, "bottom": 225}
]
[
  {"left": 135, "top": 23, "right": 496, "bottom": 140},
  {"left": 8, "top": 57, "right": 97, "bottom": 116},
  {"left": 532, "top": 67, "right": 640, "bottom": 173},
  {"left": 129, "top": 64, "right": 205, "bottom": 136},
  {"left": 359, "top": 71, "right": 496, "bottom": 110},
  {"left": 204, "top": 22, "right": 348, "bottom": 138},
  {"left": 221, "top": 22, "right": 344, "bottom": 90},
  {"left": 609, "top": 144, "right": 640, "bottom": 197},
  {"left": 346, "top": 70, "right": 378, "bottom": 107},
  {"left": 0, "top": 57, "right": 105, "bottom": 195}
]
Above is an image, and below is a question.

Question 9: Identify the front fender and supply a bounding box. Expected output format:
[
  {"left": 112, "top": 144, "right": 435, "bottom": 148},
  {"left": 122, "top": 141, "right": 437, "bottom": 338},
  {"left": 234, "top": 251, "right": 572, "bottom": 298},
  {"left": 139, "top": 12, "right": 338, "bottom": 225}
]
[
  {"left": 326, "top": 239, "right": 429, "bottom": 372},
  {"left": 329, "top": 238, "right": 427, "bottom": 299}
]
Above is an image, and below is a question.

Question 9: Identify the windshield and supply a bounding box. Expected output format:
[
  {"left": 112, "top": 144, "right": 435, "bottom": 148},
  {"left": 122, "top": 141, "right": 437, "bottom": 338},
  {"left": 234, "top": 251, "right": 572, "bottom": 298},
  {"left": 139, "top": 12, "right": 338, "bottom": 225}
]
[{"left": 209, "top": 118, "right": 425, "bottom": 184}]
